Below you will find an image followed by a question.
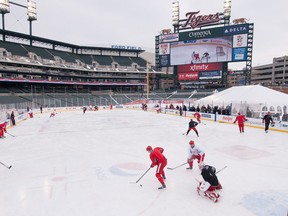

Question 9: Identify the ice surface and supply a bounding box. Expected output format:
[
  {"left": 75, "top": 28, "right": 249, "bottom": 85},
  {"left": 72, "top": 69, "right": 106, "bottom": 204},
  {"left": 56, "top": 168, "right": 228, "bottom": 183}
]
[{"left": 0, "top": 109, "right": 287, "bottom": 216}]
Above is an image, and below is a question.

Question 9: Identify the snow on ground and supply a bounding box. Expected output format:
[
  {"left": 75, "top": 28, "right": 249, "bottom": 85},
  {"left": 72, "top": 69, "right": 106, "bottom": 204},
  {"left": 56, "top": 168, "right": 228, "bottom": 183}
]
[{"left": 0, "top": 109, "right": 288, "bottom": 216}]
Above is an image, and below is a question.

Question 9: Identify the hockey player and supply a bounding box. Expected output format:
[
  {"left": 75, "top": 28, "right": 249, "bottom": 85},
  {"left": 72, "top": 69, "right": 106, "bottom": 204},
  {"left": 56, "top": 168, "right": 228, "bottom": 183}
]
[
  {"left": 197, "top": 164, "right": 222, "bottom": 203},
  {"left": 83, "top": 106, "right": 87, "bottom": 114},
  {"left": 146, "top": 146, "right": 167, "bottom": 189},
  {"left": 185, "top": 119, "right": 199, "bottom": 137},
  {"left": 28, "top": 109, "right": 33, "bottom": 118},
  {"left": 262, "top": 112, "right": 274, "bottom": 133},
  {"left": 194, "top": 112, "right": 201, "bottom": 123},
  {"left": 233, "top": 112, "right": 247, "bottom": 133},
  {"left": 186, "top": 140, "right": 205, "bottom": 170},
  {"left": 49, "top": 110, "right": 56, "bottom": 118},
  {"left": 156, "top": 106, "right": 161, "bottom": 114},
  {"left": 0, "top": 121, "right": 7, "bottom": 138}
]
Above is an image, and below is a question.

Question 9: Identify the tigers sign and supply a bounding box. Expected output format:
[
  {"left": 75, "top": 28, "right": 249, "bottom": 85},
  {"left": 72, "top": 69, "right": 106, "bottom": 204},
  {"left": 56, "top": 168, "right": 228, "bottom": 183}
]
[{"left": 180, "top": 11, "right": 221, "bottom": 29}]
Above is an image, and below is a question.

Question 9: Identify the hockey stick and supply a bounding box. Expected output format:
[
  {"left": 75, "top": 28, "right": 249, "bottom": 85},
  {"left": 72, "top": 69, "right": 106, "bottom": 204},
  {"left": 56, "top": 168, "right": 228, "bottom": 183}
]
[
  {"left": 0, "top": 161, "right": 12, "bottom": 169},
  {"left": 216, "top": 165, "right": 227, "bottom": 174},
  {"left": 167, "top": 162, "right": 188, "bottom": 170},
  {"left": 130, "top": 167, "right": 151, "bottom": 184},
  {"left": 6, "top": 132, "right": 15, "bottom": 137}
]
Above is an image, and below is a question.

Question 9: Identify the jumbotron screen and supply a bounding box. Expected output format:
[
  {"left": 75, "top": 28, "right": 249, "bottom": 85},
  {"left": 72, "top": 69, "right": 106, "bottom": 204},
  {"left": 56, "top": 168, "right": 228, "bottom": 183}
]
[{"left": 156, "top": 24, "right": 250, "bottom": 68}]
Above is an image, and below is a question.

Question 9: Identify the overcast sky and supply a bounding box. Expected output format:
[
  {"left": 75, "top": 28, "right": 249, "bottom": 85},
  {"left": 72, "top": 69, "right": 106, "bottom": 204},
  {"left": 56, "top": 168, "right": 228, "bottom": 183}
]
[{"left": 3, "top": 0, "right": 288, "bottom": 69}]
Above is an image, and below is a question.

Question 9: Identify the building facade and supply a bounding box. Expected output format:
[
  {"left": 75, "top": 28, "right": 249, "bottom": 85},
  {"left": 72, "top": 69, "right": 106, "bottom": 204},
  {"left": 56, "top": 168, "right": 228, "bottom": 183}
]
[{"left": 251, "top": 56, "right": 288, "bottom": 89}]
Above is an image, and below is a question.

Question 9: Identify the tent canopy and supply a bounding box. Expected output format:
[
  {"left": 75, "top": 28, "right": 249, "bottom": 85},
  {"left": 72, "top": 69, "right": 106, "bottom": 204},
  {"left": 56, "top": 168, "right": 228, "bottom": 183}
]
[{"left": 195, "top": 85, "right": 288, "bottom": 107}]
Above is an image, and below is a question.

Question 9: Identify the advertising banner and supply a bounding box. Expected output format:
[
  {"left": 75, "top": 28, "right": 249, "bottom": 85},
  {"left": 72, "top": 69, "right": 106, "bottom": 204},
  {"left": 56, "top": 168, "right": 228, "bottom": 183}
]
[
  {"left": 178, "top": 63, "right": 222, "bottom": 73},
  {"left": 223, "top": 24, "right": 249, "bottom": 35},
  {"left": 179, "top": 26, "right": 224, "bottom": 41},
  {"left": 199, "top": 70, "right": 222, "bottom": 79},
  {"left": 232, "top": 48, "right": 247, "bottom": 61},
  {"left": 159, "top": 33, "right": 179, "bottom": 43},
  {"left": 233, "top": 34, "right": 248, "bottom": 48},
  {"left": 159, "top": 55, "right": 170, "bottom": 67},
  {"left": 178, "top": 72, "right": 199, "bottom": 81},
  {"left": 159, "top": 43, "right": 170, "bottom": 55}
]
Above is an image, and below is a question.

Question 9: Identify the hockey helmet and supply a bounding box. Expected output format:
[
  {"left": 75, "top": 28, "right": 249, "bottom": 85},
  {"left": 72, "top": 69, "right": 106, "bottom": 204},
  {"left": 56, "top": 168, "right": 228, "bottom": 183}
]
[
  {"left": 146, "top": 146, "right": 152, "bottom": 151},
  {"left": 189, "top": 140, "right": 195, "bottom": 146},
  {"left": 198, "top": 163, "right": 205, "bottom": 170}
]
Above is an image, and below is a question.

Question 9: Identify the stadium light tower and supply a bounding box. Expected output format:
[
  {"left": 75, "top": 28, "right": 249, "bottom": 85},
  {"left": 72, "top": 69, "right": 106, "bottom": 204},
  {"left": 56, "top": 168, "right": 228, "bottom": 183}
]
[
  {"left": 0, "top": 0, "right": 10, "bottom": 30},
  {"left": 223, "top": 0, "right": 231, "bottom": 25},
  {"left": 172, "top": 1, "right": 180, "bottom": 90},
  {"left": 27, "top": 0, "right": 37, "bottom": 36},
  {"left": 172, "top": 1, "right": 179, "bottom": 33}
]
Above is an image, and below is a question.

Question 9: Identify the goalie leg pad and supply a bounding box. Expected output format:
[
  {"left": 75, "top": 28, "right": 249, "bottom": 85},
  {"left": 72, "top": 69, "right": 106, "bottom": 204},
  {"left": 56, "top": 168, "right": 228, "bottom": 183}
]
[
  {"left": 197, "top": 183, "right": 220, "bottom": 203},
  {"left": 206, "top": 191, "right": 220, "bottom": 203}
]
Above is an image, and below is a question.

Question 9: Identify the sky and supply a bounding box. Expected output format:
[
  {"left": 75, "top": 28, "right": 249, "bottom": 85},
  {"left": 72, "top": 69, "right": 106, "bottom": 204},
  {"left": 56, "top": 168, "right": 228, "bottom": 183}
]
[
  {"left": 1, "top": 109, "right": 288, "bottom": 216},
  {"left": 2, "top": 0, "right": 288, "bottom": 69}
]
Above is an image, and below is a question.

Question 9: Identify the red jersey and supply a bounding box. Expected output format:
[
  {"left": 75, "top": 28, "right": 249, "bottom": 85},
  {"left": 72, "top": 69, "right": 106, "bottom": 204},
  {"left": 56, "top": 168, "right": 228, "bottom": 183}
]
[
  {"left": 0, "top": 122, "right": 7, "bottom": 132},
  {"left": 234, "top": 115, "right": 247, "bottom": 124},
  {"left": 149, "top": 147, "right": 166, "bottom": 167},
  {"left": 194, "top": 112, "right": 201, "bottom": 119}
]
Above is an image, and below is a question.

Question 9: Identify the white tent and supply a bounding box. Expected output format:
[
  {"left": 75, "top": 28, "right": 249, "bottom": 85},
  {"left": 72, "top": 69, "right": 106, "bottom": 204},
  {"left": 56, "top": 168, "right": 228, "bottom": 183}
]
[{"left": 194, "top": 85, "right": 288, "bottom": 117}]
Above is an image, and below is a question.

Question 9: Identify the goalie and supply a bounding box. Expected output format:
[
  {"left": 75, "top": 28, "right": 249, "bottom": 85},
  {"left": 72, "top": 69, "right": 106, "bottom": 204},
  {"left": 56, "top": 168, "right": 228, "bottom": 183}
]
[{"left": 197, "top": 164, "right": 222, "bottom": 203}]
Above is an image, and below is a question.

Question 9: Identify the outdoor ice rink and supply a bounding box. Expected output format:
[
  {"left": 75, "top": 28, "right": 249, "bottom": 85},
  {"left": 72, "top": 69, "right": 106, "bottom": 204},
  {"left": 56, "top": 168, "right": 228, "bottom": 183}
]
[{"left": 1, "top": 109, "right": 288, "bottom": 216}]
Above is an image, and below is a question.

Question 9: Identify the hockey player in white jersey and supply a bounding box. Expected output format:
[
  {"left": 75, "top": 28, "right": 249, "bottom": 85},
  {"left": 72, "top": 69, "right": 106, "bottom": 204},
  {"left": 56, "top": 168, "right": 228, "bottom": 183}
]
[{"left": 186, "top": 140, "right": 205, "bottom": 170}]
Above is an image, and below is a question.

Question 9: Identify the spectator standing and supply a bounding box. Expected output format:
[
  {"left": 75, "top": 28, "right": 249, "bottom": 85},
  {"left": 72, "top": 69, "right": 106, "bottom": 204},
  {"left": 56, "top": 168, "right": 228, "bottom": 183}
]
[
  {"left": 183, "top": 105, "right": 187, "bottom": 113},
  {"left": 10, "top": 111, "right": 16, "bottom": 126},
  {"left": 179, "top": 106, "right": 183, "bottom": 116}
]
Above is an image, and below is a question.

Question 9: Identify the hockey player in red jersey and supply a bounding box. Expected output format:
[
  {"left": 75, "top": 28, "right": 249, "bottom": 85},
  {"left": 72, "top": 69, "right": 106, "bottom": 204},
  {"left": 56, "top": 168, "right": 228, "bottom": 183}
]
[
  {"left": 233, "top": 112, "right": 247, "bottom": 133},
  {"left": 197, "top": 164, "right": 222, "bottom": 203},
  {"left": 146, "top": 146, "right": 167, "bottom": 189},
  {"left": 49, "top": 110, "right": 56, "bottom": 118},
  {"left": 186, "top": 140, "right": 205, "bottom": 170},
  {"left": 185, "top": 119, "right": 199, "bottom": 137},
  {"left": 0, "top": 121, "right": 8, "bottom": 138},
  {"left": 194, "top": 112, "right": 201, "bottom": 123}
]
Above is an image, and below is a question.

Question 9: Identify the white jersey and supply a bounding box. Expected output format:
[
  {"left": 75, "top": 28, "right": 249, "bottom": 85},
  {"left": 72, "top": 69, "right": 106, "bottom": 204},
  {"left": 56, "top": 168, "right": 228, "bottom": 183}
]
[{"left": 187, "top": 145, "right": 205, "bottom": 159}]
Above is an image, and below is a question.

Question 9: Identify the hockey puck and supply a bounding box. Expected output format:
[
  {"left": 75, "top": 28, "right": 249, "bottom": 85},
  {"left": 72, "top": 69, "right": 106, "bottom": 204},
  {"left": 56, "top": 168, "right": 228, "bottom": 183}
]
[{"left": 140, "top": 184, "right": 142, "bottom": 187}]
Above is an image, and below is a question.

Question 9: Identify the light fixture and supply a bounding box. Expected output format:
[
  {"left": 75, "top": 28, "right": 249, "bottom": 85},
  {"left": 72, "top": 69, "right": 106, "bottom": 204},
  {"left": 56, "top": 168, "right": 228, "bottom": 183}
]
[
  {"left": 27, "top": 0, "right": 37, "bottom": 21},
  {"left": 223, "top": 0, "right": 231, "bottom": 18},
  {"left": 223, "top": 0, "right": 231, "bottom": 25},
  {"left": 172, "top": 1, "right": 179, "bottom": 26},
  {"left": 0, "top": 0, "right": 10, "bottom": 14}
]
